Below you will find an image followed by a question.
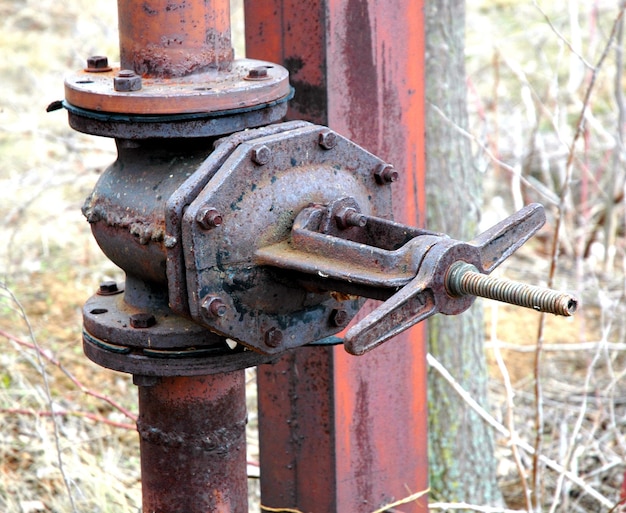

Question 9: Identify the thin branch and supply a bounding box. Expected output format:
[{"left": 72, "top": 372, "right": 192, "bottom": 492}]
[
  {"left": 426, "top": 353, "right": 614, "bottom": 509},
  {"left": 260, "top": 506, "right": 304, "bottom": 513},
  {"left": 489, "top": 304, "right": 532, "bottom": 512},
  {"left": 0, "top": 327, "right": 137, "bottom": 422},
  {"left": 532, "top": 1, "right": 594, "bottom": 70},
  {"left": 429, "top": 503, "right": 527, "bottom": 513},
  {"left": 428, "top": 102, "right": 558, "bottom": 206},
  {"left": 0, "top": 407, "right": 136, "bottom": 431},
  {"left": 532, "top": 6, "right": 626, "bottom": 509},
  {"left": 369, "top": 488, "right": 429, "bottom": 513},
  {"left": 0, "top": 285, "right": 78, "bottom": 513}
]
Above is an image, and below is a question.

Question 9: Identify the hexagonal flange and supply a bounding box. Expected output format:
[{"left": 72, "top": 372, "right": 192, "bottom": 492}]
[{"left": 180, "top": 123, "right": 392, "bottom": 354}]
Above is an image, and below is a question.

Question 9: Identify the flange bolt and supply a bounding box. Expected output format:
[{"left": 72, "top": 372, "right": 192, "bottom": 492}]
[
  {"left": 202, "top": 296, "right": 228, "bottom": 318},
  {"left": 114, "top": 70, "right": 142, "bottom": 92},
  {"left": 130, "top": 313, "right": 157, "bottom": 329},
  {"left": 318, "top": 130, "right": 338, "bottom": 150},
  {"left": 196, "top": 207, "right": 223, "bottom": 229},
  {"left": 86, "top": 55, "right": 111, "bottom": 72},
  {"left": 98, "top": 281, "right": 119, "bottom": 295},
  {"left": 335, "top": 207, "right": 367, "bottom": 230},
  {"left": 374, "top": 164, "right": 399, "bottom": 184},
  {"left": 446, "top": 262, "right": 577, "bottom": 316},
  {"left": 264, "top": 327, "right": 283, "bottom": 348},
  {"left": 251, "top": 145, "right": 272, "bottom": 165}
]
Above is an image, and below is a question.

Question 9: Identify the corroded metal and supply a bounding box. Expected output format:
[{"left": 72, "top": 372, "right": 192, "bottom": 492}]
[
  {"left": 245, "top": 2, "right": 429, "bottom": 512},
  {"left": 117, "top": 0, "right": 233, "bottom": 77},
  {"left": 64, "top": 58, "right": 290, "bottom": 115},
  {"left": 137, "top": 373, "right": 248, "bottom": 513},
  {"left": 180, "top": 122, "right": 393, "bottom": 353},
  {"left": 446, "top": 262, "right": 577, "bottom": 316}
]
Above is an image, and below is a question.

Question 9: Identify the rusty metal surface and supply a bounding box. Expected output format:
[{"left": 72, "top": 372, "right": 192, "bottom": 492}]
[
  {"left": 65, "top": 95, "right": 291, "bottom": 140},
  {"left": 181, "top": 122, "right": 392, "bottom": 354},
  {"left": 246, "top": 0, "right": 428, "bottom": 511},
  {"left": 137, "top": 373, "right": 248, "bottom": 512},
  {"left": 82, "top": 282, "right": 276, "bottom": 376},
  {"left": 117, "top": 0, "right": 232, "bottom": 77},
  {"left": 166, "top": 120, "right": 311, "bottom": 314},
  {"left": 64, "top": 58, "right": 290, "bottom": 115},
  {"left": 83, "top": 138, "right": 213, "bottom": 285},
  {"left": 257, "top": 347, "right": 338, "bottom": 512}
]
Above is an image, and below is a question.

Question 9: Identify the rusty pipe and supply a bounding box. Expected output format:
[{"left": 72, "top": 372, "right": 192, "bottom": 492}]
[
  {"left": 136, "top": 373, "right": 248, "bottom": 513},
  {"left": 118, "top": 0, "right": 234, "bottom": 77}
]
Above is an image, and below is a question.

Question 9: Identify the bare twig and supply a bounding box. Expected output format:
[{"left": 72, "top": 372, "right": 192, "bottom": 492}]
[
  {"left": 0, "top": 407, "right": 136, "bottom": 430},
  {"left": 369, "top": 488, "right": 429, "bottom": 513},
  {"left": 429, "top": 103, "right": 558, "bottom": 206},
  {"left": 426, "top": 353, "right": 614, "bottom": 509},
  {"left": 429, "top": 503, "right": 527, "bottom": 513},
  {"left": 532, "top": 1, "right": 594, "bottom": 70},
  {"left": 260, "top": 506, "right": 304, "bottom": 513},
  {"left": 547, "top": 332, "right": 604, "bottom": 512},
  {"left": 0, "top": 285, "right": 78, "bottom": 513},
  {"left": 489, "top": 304, "right": 532, "bottom": 512},
  {"left": 0, "top": 328, "right": 137, "bottom": 422},
  {"left": 532, "top": 6, "right": 626, "bottom": 510}
]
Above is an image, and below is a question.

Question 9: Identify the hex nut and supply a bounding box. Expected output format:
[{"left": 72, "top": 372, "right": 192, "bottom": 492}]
[
  {"left": 264, "top": 327, "right": 283, "bottom": 348},
  {"left": 86, "top": 55, "right": 111, "bottom": 72},
  {"left": 130, "top": 313, "right": 156, "bottom": 329},
  {"left": 374, "top": 164, "right": 399, "bottom": 184},
  {"left": 202, "top": 296, "right": 228, "bottom": 318},
  {"left": 245, "top": 66, "right": 270, "bottom": 80},
  {"left": 98, "top": 281, "right": 119, "bottom": 295},
  {"left": 330, "top": 309, "right": 349, "bottom": 327},
  {"left": 318, "top": 130, "right": 338, "bottom": 150},
  {"left": 196, "top": 207, "right": 223, "bottom": 229},
  {"left": 114, "top": 70, "right": 142, "bottom": 92},
  {"left": 335, "top": 207, "right": 367, "bottom": 229},
  {"left": 251, "top": 145, "right": 271, "bottom": 165}
]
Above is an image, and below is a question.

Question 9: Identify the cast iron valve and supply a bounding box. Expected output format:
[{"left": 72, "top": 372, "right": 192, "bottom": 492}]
[{"left": 81, "top": 121, "right": 576, "bottom": 374}]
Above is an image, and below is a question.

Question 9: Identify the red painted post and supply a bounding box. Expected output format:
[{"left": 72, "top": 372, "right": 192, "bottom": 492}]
[{"left": 245, "top": 2, "right": 428, "bottom": 512}]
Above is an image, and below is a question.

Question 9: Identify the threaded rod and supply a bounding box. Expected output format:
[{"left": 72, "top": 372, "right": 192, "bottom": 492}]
[{"left": 447, "top": 262, "right": 577, "bottom": 316}]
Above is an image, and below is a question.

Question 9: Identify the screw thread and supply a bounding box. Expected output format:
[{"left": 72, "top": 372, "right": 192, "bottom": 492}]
[{"left": 447, "top": 262, "right": 577, "bottom": 316}]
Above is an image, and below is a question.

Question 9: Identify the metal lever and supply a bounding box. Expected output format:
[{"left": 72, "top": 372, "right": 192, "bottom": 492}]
[
  {"left": 343, "top": 204, "right": 577, "bottom": 354},
  {"left": 257, "top": 200, "right": 578, "bottom": 356}
]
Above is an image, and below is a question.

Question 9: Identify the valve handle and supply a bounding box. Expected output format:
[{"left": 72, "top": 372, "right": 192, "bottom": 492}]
[{"left": 344, "top": 203, "right": 578, "bottom": 355}]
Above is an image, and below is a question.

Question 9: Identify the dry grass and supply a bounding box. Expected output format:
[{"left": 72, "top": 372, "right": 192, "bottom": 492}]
[{"left": 1, "top": 0, "right": 626, "bottom": 512}]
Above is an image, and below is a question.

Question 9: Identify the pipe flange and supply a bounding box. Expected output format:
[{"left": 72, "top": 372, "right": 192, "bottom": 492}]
[{"left": 65, "top": 59, "right": 289, "bottom": 115}]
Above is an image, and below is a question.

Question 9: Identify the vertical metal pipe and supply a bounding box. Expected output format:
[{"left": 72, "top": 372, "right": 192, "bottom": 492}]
[
  {"left": 246, "top": 1, "right": 428, "bottom": 512},
  {"left": 137, "top": 373, "right": 248, "bottom": 513},
  {"left": 117, "top": 0, "right": 234, "bottom": 77}
]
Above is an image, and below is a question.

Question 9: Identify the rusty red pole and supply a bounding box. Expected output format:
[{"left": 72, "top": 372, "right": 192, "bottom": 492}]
[
  {"left": 117, "top": 0, "right": 233, "bottom": 76},
  {"left": 245, "top": 2, "right": 428, "bottom": 512},
  {"left": 137, "top": 373, "right": 248, "bottom": 512}
]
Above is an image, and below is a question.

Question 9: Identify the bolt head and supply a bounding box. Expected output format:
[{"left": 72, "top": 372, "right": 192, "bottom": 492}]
[
  {"left": 251, "top": 145, "right": 271, "bottom": 165},
  {"left": 330, "top": 309, "right": 349, "bottom": 327},
  {"left": 335, "top": 207, "right": 367, "bottom": 229},
  {"left": 114, "top": 70, "right": 142, "bottom": 92},
  {"left": 318, "top": 130, "right": 338, "bottom": 150},
  {"left": 130, "top": 313, "right": 156, "bottom": 329},
  {"left": 196, "top": 207, "right": 223, "bottom": 229},
  {"left": 86, "top": 55, "right": 111, "bottom": 72},
  {"left": 246, "top": 66, "right": 269, "bottom": 80},
  {"left": 374, "top": 164, "right": 399, "bottom": 184},
  {"left": 98, "top": 281, "right": 119, "bottom": 295},
  {"left": 264, "top": 327, "right": 283, "bottom": 348},
  {"left": 202, "top": 296, "right": 228, "bottom": 318}
]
